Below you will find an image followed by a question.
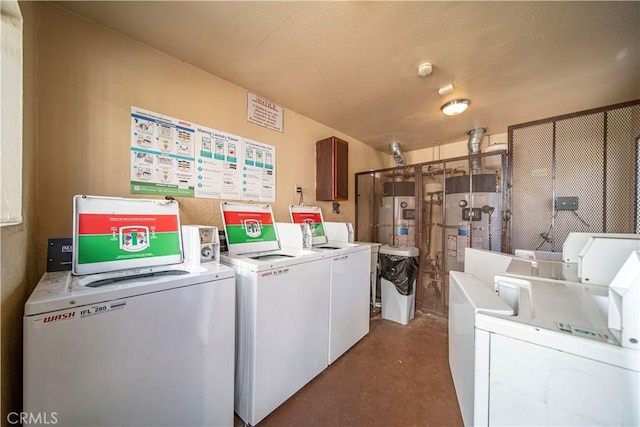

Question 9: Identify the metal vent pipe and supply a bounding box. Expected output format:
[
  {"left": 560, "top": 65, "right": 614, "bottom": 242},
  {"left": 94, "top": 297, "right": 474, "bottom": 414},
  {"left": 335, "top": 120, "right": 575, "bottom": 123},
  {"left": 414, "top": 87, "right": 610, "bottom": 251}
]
[
  {"left": 468, "top": 127, "right": 488, "bottom": 174},
  {"left": 389, "top": 142, "right": 405, "bottom": 166}
]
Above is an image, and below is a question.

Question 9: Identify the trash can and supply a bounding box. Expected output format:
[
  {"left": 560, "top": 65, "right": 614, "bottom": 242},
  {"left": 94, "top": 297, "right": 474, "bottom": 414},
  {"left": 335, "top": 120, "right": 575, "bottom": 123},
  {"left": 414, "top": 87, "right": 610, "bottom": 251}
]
[{"left": 379, "top": 245, "right": 419, "bottom": 325}]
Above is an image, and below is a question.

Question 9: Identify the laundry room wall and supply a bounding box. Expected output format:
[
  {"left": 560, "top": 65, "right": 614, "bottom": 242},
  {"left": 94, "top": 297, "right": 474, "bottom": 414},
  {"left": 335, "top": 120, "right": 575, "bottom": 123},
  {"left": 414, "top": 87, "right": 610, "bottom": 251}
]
[
  {"left": 1, "top": 1, "right": 38, "bottom": 424},
  {"left": 34, "top": 3, "right": 388, "bottom": 276}
]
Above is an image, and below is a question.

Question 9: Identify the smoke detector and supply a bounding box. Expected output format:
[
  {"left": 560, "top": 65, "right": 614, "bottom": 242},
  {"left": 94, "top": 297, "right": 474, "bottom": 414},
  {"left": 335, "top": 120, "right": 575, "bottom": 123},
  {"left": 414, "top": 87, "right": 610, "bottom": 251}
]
[{"left": 417, "top": 63, "right": 433, "bottom": 77}]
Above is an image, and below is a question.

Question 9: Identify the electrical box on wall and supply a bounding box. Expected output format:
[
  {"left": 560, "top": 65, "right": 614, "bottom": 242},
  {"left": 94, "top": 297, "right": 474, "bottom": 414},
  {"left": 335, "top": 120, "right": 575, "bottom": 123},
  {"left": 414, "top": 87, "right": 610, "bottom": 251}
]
[{"left": 555, "top": 196, "right": 579, "bottom": 211}]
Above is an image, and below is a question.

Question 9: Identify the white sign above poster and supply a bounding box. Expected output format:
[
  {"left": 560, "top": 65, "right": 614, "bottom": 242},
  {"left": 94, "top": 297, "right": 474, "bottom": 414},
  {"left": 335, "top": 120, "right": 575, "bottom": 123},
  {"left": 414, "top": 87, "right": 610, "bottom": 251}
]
[{"left": 247, "top": 91, "right": 283, "bottom": 133}]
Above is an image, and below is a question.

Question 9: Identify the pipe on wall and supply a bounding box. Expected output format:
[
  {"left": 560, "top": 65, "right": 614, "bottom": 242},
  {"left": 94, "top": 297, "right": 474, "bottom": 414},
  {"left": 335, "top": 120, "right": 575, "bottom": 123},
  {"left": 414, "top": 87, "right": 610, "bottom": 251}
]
[{"left": 389, "top": 142, "right": 405, "bottom": 166}]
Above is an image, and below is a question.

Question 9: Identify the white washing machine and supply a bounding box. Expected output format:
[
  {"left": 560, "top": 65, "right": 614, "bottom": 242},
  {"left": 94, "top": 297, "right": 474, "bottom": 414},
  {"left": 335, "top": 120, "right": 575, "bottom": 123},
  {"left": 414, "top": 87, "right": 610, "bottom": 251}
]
[
  {"left": 288, "top": 206, "right": 371, "bottom": 364},
  {"left": 450, "top": 268, "right": 639, "bottom": 426},
  {"left": 220, "top": 202, "right": 332, "bottom": 426},
  {"left": 23, "top": 195, "right": 236, "bottom": 427},
  {"left": 324, "top": 221, "right": 382, "bottom": 308}
]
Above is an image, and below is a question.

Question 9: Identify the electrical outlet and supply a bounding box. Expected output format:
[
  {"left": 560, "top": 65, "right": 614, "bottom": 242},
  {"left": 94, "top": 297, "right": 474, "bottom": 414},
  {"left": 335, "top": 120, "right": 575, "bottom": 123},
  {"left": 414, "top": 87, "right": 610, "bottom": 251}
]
[{"left": 295, "top": 185, "right": 302, "bottom": 195}]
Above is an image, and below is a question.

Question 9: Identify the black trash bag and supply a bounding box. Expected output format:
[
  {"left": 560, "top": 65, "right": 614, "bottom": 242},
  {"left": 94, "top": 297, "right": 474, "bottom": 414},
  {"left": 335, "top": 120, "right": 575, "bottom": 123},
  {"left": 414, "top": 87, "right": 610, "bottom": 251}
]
[{"left": 379, "top": 254, "right": 419, "bottom": 296}]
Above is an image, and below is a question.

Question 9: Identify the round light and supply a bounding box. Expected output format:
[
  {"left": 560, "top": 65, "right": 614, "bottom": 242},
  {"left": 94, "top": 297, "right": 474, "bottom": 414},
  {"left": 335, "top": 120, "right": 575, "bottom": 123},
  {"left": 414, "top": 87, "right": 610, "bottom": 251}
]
[{"left": 441, "top": 99, "right": 470, "bottom": 116}]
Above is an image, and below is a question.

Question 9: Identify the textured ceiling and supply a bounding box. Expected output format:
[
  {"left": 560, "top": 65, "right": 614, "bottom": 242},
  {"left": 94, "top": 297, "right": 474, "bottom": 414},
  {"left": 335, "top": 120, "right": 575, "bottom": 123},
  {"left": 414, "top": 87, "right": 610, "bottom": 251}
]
[{"left": 55, "top": 1, "right": 640, "bottom": 153}]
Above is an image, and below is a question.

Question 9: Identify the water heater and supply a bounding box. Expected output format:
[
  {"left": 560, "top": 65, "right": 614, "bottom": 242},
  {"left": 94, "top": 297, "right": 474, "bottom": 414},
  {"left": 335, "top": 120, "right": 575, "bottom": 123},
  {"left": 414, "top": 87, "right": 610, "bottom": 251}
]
[{"left": 444, "top": 174, "right": 502, "bottom": 273}]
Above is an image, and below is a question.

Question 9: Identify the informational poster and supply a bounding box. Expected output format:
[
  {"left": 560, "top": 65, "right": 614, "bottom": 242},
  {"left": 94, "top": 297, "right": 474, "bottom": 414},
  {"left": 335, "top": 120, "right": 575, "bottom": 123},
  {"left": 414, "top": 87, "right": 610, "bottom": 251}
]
[
  {"left": 76, "top": 213, "right": 181, "bottom": 264},
  {"left": 73, "top": 195, "right": 183, "bottom": 275},
  {"left": 290, "top": 210, "right": 325, "bottom": 238},
  {"left": 289, "top": 206, "right": 328, "bottom": 247},
  {"left": 220, "top": 202, "right": 280, "bottom": 256},
  {"left": 131, "top": 106, "right": 276, "bottom": 202},
  {"left": 222, "top": 209, "right": 277, "bottom": 245}
]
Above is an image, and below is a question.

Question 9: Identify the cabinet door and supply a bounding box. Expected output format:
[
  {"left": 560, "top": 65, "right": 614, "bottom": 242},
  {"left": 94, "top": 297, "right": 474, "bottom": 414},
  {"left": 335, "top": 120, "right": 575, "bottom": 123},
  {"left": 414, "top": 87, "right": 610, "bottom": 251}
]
[
  {"left": 316, "top": 137, "right": 348, "bottom": 201},
  {"left": 334, "top": 139, "right": 348, "bottom": 200}
]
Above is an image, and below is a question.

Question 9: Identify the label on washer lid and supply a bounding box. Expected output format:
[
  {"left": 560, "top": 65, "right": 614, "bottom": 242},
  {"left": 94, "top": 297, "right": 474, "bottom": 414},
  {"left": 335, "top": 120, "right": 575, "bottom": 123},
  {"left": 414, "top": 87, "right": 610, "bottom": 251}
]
[{"left": 555, "top": 321, "right": 615, "bottom": 344}]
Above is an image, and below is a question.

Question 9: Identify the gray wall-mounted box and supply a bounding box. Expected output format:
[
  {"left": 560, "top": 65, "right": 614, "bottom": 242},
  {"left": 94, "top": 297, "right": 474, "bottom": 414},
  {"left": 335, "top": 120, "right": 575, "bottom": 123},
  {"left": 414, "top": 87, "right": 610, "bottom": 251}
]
[{"left": 555, "top": 197, "right": 579, "bottom": 211}]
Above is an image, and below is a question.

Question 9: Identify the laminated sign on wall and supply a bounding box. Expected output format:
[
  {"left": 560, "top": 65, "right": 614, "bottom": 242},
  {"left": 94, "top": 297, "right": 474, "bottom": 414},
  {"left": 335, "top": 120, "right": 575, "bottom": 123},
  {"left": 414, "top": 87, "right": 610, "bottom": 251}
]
[
  {"left": 72, "top": 195, "right": 183, "bottom": 275},
  {"left": 130, "top": 106, "right": 276, "bottom": 202}
]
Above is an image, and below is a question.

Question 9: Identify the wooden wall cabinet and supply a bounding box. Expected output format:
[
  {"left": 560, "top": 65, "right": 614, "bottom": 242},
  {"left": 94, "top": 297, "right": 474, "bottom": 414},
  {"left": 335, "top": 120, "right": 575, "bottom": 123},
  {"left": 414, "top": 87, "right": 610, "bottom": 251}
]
[{"left": 316, "top": 136, "right": 348, "bottom": 201}]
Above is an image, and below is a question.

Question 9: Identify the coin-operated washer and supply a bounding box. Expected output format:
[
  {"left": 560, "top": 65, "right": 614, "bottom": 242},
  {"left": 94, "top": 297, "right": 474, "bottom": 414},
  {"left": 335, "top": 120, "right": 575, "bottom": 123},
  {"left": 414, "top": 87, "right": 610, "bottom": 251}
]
[
  {"left": 219, "top": 202, "right": 331, "bottom": 426},
  {"left": 23, "top": 195, "right": 236, "bottom": 427},
  {"left": 283, "top": 206, "right": 371, "bottom": 365},
  {"left": 449, "top": 234, "right": 640, "bottom": 426}
]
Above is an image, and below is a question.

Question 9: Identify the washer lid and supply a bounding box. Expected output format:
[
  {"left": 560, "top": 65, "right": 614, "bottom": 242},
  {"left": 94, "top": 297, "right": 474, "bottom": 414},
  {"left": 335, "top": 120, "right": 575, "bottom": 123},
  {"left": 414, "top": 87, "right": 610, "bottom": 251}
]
[
  {"left": 289, "top": 205, "right": 329, "bottom": 246},
  {"left": 220, "top": 202, "right": 281, "bottom": 256},
  {"left": 379, "top": 245, "right": 419, "bottom": 257},
  {"left": 24, "top": 263, "right": 234, "bottom": 316},
  {"left": 73, "top": 195, "right": 184, "bottom": 275}
]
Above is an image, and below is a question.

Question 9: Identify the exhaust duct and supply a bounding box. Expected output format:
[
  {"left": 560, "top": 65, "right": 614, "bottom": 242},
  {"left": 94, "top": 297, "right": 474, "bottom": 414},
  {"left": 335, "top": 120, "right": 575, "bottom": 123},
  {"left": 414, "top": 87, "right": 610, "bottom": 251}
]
[
  {"left": 467, "top": 127, "right": 488, "bottom": 174},
  {"left": 389, "top": 142, "right": 405, "bottom": 166}
]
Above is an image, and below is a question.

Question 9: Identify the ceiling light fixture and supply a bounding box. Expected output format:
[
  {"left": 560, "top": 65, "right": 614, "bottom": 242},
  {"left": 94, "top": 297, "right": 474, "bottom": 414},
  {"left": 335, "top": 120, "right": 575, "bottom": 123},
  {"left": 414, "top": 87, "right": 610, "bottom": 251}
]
[{"left": 441, "top": 99, "right": 470, "bottom": 116}]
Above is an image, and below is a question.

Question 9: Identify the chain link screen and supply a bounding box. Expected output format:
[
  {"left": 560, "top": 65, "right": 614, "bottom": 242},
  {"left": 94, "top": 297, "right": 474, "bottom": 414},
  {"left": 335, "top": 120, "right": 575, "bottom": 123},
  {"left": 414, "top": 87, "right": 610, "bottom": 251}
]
[{"left": 510, "top": 101, "right": 639, "bottom": 252}]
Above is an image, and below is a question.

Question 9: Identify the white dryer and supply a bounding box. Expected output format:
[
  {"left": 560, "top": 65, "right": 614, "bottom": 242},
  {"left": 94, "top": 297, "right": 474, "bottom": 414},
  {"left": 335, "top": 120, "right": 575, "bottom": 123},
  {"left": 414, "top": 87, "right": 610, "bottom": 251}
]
[
  {"left": 288, "top": 206, "right": 371, "bottom": 364},
  {"left": 220, "top": 202, "right": 331, "bottom": 426}
]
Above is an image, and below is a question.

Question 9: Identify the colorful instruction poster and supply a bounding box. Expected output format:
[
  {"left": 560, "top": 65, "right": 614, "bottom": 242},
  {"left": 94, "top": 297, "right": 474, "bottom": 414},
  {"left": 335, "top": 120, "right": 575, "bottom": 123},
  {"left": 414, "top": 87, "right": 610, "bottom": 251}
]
[
  {"left": 76, "top": 213, "right": 182, "bottom": 265},
  {"left": 220, "top": 202, "right": 280, "bottom": 256},
  {"left": 222, "top": 210, "right": 277, "bottom": 245},
  {"left": 72, "top": 195, "right": 184, "bottom": 275},
  {"left": 290, "top": 206, "right": 327, "bottom": 238},
  {"left": 131, "top": 106, "right": 276, "bottom": 202}
]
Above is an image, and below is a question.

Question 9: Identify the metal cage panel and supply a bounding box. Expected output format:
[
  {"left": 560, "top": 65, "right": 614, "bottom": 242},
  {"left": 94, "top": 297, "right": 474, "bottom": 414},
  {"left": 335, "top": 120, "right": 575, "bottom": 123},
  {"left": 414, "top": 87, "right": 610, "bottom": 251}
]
[
  {"left": 606, "top": 105, "right": 640, "bottom": 233},
  {"left": 510, "top": 101, "right": 639, "bottom": 254},
  {"left": 511, "top": 123, "right": 554, "bottom": 251}
]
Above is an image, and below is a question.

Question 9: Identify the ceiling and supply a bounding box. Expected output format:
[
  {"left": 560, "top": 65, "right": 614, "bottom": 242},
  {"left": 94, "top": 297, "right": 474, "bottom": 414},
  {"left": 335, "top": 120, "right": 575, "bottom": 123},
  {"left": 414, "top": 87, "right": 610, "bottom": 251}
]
[{"left": 55, "top": 1, "right": 639, "bottom": 153}]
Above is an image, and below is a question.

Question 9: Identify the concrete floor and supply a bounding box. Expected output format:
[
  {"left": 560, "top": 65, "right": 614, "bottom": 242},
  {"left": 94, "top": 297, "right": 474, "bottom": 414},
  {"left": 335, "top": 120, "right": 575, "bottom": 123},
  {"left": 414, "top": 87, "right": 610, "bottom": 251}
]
[{"left": 236, "top": 311, "right": 463, "bottom": 427}]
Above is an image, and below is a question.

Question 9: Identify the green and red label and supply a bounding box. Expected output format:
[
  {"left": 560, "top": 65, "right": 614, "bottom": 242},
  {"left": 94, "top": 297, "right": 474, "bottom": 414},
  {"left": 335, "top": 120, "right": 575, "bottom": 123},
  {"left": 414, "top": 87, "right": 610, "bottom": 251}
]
[
  {"left": 223, "top": 210, "right": 277, "bottom": 245},
  {"left": 291, "top": 212, "right": 326, "bottom": 237},
  {"left": 77, "top": 214, "right": 181, "bottom": 264}
]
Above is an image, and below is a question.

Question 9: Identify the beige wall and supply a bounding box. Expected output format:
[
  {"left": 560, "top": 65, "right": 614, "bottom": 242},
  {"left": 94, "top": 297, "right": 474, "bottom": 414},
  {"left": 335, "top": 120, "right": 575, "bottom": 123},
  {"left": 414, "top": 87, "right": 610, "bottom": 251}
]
[
  {"left": 1, "top": 1, "right": 37, "bottom": 423},
  {"left": 35, "top": 3, "right": 388, "bottom": 275}
]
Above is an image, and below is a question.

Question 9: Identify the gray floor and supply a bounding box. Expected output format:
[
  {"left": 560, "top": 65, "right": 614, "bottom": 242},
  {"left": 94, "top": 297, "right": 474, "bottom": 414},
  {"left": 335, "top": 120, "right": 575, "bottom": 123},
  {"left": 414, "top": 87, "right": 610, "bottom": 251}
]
[{"left": 236, "top": 311, "right": 463, "bottom": 426}]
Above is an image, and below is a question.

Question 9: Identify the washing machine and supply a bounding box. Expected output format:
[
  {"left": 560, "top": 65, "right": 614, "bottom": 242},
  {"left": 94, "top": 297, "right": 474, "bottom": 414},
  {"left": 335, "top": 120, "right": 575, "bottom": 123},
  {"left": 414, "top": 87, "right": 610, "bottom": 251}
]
[
  {"left": 287, "top": 206, "right": 371, "bottom": 364},
  {"left": 324, "top": 221, "right": 382, "bottom": 308},
  {"left": 23, "top": 195, "right": 236, "bottom": 427},
  {"left": 449, "top": 260, "right": 640, "bottom": 426},
  {"left": 219, "top": 202, "right": 332, "bottom": 426}
]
